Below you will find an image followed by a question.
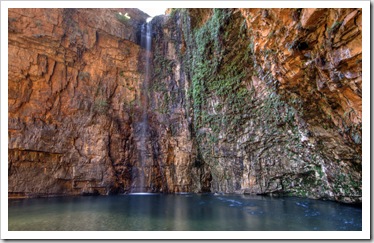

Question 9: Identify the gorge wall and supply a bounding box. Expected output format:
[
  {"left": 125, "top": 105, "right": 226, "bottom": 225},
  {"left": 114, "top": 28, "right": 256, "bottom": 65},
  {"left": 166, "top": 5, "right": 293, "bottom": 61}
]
[
  {"left": 8, "top": 8, "right": 362, "bottom": 203},
  {"left": 8, "top": 8, "right": 151, "bottom": 196}
]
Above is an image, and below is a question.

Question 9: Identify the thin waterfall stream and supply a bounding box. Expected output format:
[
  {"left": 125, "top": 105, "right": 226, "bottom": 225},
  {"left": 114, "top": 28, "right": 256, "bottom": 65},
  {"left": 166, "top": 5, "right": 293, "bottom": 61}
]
[{"left": 132, "top": 18, "right": 153, "bottom": 193}]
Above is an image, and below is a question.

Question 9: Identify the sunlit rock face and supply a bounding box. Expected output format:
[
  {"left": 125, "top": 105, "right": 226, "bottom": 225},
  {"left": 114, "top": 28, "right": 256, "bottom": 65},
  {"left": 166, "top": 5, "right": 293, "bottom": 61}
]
[
  {"left": 8, "top": 8, "right": 361, "bottom": 203},
  {"left": 236, "top": 8, "right": 362, "bottom": 203},
  {"left": 8, "top": 8, "right": 150, "bottom": 196}
]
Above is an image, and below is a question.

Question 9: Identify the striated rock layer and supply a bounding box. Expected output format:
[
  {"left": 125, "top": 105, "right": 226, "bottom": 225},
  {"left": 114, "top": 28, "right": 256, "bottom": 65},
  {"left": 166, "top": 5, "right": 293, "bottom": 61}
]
[
  {"left": 8, "top": 8, "right": 361, "bottom": 203},
  {"left": 8, "top": 8, "right": 151, "bottom": 196}
]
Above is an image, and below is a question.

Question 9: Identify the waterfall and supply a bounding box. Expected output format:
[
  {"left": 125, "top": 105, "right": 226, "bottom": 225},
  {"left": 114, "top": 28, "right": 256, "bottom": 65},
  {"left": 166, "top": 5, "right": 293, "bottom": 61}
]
[{"left": 133, "top": 18, "right": 153, "bottom": 193}]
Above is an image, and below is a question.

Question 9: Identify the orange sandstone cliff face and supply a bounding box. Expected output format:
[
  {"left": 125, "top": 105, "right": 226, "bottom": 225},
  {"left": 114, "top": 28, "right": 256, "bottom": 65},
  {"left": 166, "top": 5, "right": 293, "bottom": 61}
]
[
  {"left": 237, "top": 9, "right": 362, "bottom": 201},
  {"left": 8, "top": 8, "right": 362, "bottom": 203},
  {"left": 8, "top": 8, "right": 150, "bottom": 196},
  {"left": 240, "top": 8, "right": 362, "bottom": 144}
]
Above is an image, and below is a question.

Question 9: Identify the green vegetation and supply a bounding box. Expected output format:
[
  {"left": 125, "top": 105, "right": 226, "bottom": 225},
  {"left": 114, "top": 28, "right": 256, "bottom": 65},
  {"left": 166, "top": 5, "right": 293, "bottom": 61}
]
[
  {"left": 328, "top": 21, "right": 343, "bottom": 34},
  {"left": 92, "top": 80, "right": 110, "bottom": 115},
  {"left": 94, "top": 99, "right": 109, "bottom": 114},
  {"left": 267, "top": 30, "right": 275, "bottom": 39},
  {"left": 182, "top": 9, "right": 254, "bottom": 136},
  {"left": 78, "top": 71, "right": 90, "bottom": 80},
  {"left": 35, "top": 19, "right": 42, "bottom": 27},
  {"left": 8, "top": 17, "right": 17, "bottom": 23},
  {"left": 332, "top": 171, "right": 361, "bottom": 195},
  {"left": 168, "top": 8, "right": 178, "bottom": 18},
  {"left": 115, "top": 12, "right": 131, "bottom": 24},
  {"left": 153, "top": 55, "right": 175, "bottom": 80}
]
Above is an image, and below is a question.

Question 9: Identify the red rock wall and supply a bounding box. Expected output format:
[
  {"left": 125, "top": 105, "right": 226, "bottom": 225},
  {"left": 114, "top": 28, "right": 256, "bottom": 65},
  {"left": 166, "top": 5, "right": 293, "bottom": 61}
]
[
  {"left": 8, "top": 8, "right": 149, "bottom": 197},
  {"left": 240, "top": 8, "right": 362, "bottom": 144},
  {"left": 239, "top": 8, "right": 362, "bottom": 202}
]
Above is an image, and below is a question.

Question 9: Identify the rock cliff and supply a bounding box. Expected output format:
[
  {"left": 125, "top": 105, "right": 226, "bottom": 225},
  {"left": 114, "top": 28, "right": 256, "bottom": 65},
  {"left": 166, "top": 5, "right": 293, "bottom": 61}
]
[
  {"left": 8, "top": 8, "right": 361, "bottom": 203},
  {"left": 8, "top": 8, "right": 150, "bottom": 196}
]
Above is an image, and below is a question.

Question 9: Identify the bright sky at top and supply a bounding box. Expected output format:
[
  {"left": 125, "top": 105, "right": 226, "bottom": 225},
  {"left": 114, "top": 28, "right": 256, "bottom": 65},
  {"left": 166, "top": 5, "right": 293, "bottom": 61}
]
[{"left": 138, "top": 8, "right": 167, "bottom": 17}]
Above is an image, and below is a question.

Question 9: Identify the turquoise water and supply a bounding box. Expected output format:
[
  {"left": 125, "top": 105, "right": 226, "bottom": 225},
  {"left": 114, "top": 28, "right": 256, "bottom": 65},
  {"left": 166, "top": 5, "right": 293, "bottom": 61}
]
[{"left": 8, "top": 194, "right": 361, "bottom": 231}]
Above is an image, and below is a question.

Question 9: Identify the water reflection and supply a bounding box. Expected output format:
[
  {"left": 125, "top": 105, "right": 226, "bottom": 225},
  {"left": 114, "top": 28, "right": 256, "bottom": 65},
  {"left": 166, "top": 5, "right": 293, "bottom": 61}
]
[{"left": 8, "top": 194, "right": 362, "bottom": 231}]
